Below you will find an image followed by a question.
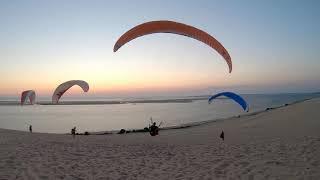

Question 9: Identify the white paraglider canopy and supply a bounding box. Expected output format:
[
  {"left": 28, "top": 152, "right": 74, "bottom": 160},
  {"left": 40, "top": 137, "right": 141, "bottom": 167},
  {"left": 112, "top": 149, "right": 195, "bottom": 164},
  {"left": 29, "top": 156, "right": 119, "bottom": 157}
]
[{"left": 52, "top": 80, "right": 89, "bottom": 104}]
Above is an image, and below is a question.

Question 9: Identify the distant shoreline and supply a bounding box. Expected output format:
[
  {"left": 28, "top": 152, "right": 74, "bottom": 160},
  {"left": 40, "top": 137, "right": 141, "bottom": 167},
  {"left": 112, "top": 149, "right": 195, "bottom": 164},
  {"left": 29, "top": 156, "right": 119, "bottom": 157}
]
[
  {"left": 1, "top": 92, "right": 319, "bottom": 106},
  {"left": 0, "top": 97, "right": 210, "bottom": 106}
]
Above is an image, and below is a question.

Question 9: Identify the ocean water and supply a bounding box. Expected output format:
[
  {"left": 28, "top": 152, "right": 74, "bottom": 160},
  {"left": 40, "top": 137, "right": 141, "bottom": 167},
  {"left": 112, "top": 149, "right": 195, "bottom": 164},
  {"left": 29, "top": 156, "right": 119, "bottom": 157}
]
[{"left": 0, "top": 93, "right": 319, "bottom": 133}]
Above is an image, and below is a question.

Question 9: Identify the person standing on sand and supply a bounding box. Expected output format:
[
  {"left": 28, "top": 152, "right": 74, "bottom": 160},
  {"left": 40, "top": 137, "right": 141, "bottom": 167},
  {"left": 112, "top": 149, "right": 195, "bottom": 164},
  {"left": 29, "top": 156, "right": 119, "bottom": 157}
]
[
  {"left": 71, "top": 127, "right": 76, "bottom": 138},
  {"left": 29, "top": 125, "right": 32, "bottom": 133},
  {"left": 220, "top": 130, "right": 224, "bottom": 141}
]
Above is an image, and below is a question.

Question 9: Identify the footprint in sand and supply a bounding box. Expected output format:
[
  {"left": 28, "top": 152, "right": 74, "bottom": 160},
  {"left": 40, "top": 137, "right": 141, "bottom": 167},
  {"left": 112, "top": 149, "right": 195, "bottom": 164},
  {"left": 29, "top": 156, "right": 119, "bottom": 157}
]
[
  {"left": 214, "top": 161, "right": 232, "bottom": 177},
  {"left": 310, "top": 161, "right": 319, "bottom": 167},
  {"left": 265, "top": 160, "right": 284, "bottom": 166},
  {"left": 238, "top": 161, "right": 250, "bottom": 167},
  {"left": 39, "top": 175, "right": 49, "bottom": 179}
]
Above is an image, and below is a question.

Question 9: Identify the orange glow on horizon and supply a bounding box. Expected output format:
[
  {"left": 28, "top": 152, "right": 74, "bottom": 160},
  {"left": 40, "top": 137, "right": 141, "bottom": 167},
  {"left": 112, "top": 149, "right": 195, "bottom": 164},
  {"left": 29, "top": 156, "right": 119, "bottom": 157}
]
[{"left": 0, "top": 74, "right": 229, "bottom": 96}]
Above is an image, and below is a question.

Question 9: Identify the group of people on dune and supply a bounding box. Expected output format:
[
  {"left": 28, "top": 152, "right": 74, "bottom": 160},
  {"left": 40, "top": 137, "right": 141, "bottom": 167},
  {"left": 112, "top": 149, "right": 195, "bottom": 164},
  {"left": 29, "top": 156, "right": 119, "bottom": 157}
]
[
  {"left": 30, "top": 120, "right": 227, "bottom": 140},
  {"left": 66, "top": 117, "right": 160, "bottom": 138}
]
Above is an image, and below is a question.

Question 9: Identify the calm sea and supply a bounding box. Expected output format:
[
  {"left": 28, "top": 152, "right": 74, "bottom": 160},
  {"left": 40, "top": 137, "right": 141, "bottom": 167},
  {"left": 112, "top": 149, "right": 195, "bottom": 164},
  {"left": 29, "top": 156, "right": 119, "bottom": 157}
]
[{"left": 0, "top": 93, "right": 319, "bottom": 133}]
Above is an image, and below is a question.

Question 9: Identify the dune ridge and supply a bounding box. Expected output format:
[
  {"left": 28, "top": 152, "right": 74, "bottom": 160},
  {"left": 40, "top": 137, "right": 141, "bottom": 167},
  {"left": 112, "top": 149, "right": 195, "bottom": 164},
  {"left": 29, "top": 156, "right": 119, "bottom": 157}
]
[{"left": 0, "top": 98, "right": 319, "bottom": 179}]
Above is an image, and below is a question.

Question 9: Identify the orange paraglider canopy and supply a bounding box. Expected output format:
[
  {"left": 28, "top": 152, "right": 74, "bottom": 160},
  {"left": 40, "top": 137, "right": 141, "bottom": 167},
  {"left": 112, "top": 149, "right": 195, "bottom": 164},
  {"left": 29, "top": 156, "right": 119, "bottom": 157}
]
[{"left": 114, "top": 20, "right": 232, "bottom": 73}]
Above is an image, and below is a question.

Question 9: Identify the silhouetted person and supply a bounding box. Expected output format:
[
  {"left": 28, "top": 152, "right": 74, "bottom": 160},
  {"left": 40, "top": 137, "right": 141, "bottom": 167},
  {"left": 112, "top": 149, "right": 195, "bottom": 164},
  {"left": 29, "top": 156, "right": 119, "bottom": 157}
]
[
  {"left": 118, "top": 129, "right": 126, "bottom": 134},
  {"left": 71, "top": 127, "right": 76, "bottom": 138},
  {"left": 149, "top": 122, "right": 159, "bottom": 136},
  {"left": 29, "top": 125, "right": 32, "bottom": 133},
  {"left": 220, "top": 131, "right": 224, "bottom": 141}
]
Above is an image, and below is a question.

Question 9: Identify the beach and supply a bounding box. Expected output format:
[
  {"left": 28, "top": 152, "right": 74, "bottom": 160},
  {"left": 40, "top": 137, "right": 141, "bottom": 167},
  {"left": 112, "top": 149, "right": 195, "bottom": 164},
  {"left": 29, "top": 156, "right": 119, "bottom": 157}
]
[{"left": 0, "top": 98, "right": 319, "bottom": 179}]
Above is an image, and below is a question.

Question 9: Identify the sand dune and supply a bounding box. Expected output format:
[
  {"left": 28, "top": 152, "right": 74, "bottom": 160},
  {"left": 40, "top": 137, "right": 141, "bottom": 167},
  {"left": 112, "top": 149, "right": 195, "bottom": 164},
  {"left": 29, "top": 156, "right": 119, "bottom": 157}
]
[{"left": 0, "top": 99, "right": 319, "bottom": 179}]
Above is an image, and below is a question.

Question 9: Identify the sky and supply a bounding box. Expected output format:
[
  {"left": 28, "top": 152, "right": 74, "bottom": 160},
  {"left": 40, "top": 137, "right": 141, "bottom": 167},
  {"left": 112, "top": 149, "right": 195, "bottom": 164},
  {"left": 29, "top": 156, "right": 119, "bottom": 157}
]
[{"left": 0, "top": 0, "right": 319, "bottom": 98}]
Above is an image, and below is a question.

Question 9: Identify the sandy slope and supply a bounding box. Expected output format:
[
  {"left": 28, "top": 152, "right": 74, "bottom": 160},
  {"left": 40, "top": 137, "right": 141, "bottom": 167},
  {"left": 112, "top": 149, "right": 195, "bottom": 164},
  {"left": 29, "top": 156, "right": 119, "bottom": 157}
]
[{"left": 0, "top": 99, "right": 319, "bottom": 179}]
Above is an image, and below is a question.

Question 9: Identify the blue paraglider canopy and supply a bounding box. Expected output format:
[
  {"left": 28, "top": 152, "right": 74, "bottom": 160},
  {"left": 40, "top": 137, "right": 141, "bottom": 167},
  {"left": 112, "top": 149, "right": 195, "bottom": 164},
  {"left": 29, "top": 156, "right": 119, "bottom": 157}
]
[{"left": 208, "top": 92, "right": 249, "bottom": 112}]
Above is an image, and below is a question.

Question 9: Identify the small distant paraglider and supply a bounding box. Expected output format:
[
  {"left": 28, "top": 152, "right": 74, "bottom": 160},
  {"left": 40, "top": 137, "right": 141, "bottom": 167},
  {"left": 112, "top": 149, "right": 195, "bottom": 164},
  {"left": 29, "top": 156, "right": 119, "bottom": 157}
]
[
  {"left": 114, "top": 20, "right": 232, "bottom": 73},
  {"left": 208, "top": 92, "right": 249, "bottom": 112},
  {"left": 52, "top": 80, "right": 89, "bottom": 104},
  {"left": 21, "top": 90, "right": 36, "bottom": 105}
]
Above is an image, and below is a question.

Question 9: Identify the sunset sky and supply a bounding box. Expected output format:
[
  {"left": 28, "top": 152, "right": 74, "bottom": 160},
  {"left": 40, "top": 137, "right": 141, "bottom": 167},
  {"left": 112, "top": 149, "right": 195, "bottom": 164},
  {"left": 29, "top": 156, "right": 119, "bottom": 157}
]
[{"left": 1, "top": 0, "right": 319, "bottom": 98}]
